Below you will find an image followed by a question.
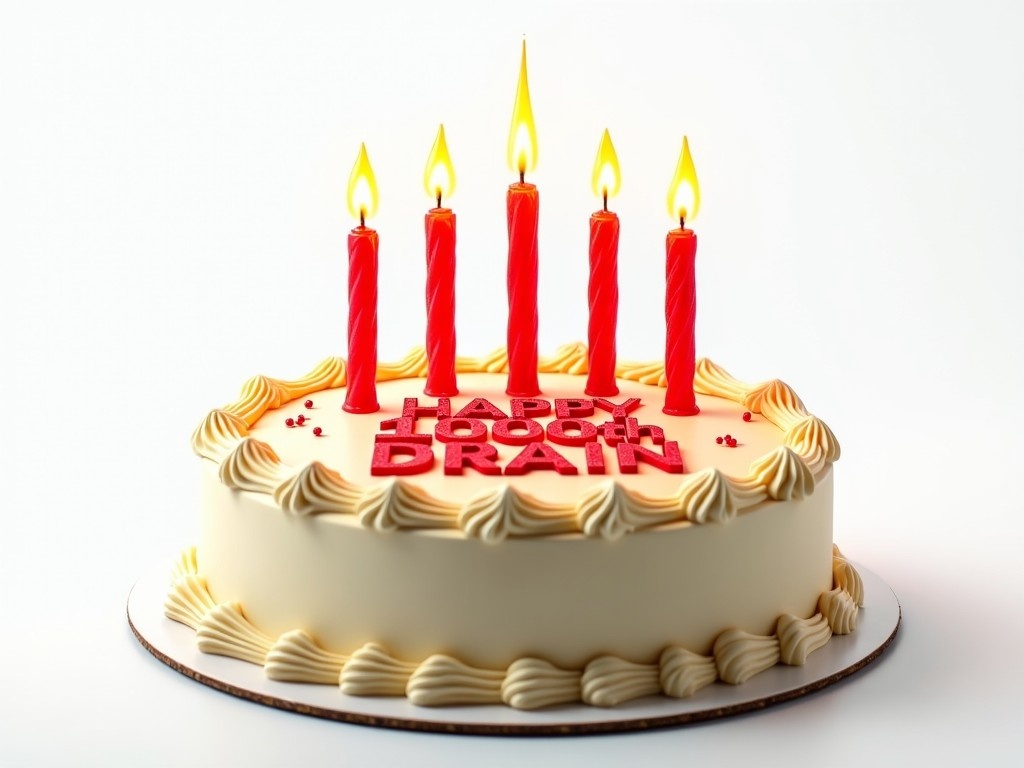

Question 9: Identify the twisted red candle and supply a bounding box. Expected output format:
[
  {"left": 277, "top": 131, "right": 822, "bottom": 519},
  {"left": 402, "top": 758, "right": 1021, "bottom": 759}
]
[
  {"left": 424, "top": 207, "right": 458, "bottom": 396},
  {"left": 343, "top": 226, "right": 380, "bottom": 414},
  {"left": 506, "top": 182, "right": 540, "bottom": 397},
  {"left": 585, "top": 210, "right": 619, "bottom": 396},
  {"left": 663, "top": 227, "right": 699, "bottom": 416}
]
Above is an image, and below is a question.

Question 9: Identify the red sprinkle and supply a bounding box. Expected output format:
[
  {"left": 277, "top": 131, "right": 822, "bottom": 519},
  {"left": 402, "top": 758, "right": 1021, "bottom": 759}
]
[
  {"left": 715, "top": 436, "right": 724, "bottom": 444},
  {"left": 724, "top": 434, "right": 732, "bottom": 441},
  {"left": 313, "top": 426, "right": 323, "bottom": 437},
  {"left": 285, "top": 417, "right": 295, "bottom": 427},
  {"left": 727, "top": 438, "right": 738, "bottom": 447},
  {"left": 742, "top": 411, "right": 752, "bottom": 422},
  {"left": 304, "top": 399, "right": 314, "bottom": 409},
  {"left": 296, "top": 415, "right": 306, "bottom": 425}
]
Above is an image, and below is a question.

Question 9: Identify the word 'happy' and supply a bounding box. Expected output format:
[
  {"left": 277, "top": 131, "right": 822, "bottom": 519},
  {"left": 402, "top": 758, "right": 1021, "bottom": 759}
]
[{"left": 370, "top": 397, "right": 684, "bottom": 476}]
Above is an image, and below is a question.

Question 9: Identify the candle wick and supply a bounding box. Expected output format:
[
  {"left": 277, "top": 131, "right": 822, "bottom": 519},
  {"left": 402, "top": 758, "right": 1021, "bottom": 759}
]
[
  {"left": 519, "top": 170, "right": 525, "bottom": 184},
  {"left": 680, "top": 215, "right": 685, "bottom": 230},
  {"left": 437, "top": 193, "right": 442, "bottom": 209},
  {"left": 603, "top": 192, "right": 608, "bottom": 212},
  {"left": 360, "top": 212, "right": 365, "bottom": 228}
]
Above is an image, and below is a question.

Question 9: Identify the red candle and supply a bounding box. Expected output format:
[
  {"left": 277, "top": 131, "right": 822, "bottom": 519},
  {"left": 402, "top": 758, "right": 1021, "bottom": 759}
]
[
  {"left": 424, "top": 209, "right": 457, "bottom": 396},
  {"left": 505, "top": 40, "right": 541, "bottom": 397},
  {"left": 343, "top": 143, "right": 380, "bottom": 414},
  {"left": 423, "top": 125, "right": 458, "bottom": 396},
  {"left": 506, "top": 182, "right": 540, "bottom": 396},
  {"left": 586, "top": 129, "right": 621, "bottom": 397},
  {"left": 663, "top": 228, "right": 699, "bottom": 416},
  {"left": 345, "top": 227, "right": 379, "bottom": 413},
  {"left": 663, "top": 136, "right": 701, "bottom": 417}
]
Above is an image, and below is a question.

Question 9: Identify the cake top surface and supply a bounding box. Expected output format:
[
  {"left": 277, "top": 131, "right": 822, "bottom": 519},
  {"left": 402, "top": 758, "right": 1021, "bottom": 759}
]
[
  {"left": 192, "top": 344, "right": 839, "bottom": 539},
  {"left": 253, "top": 372, "right": 781, "bottom": 504}
]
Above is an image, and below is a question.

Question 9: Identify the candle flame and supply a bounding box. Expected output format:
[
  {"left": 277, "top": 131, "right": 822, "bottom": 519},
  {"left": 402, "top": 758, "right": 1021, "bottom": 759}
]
[
  {"left": 346, "top": 142, "right": 379, "bottom": 223},
  {"left": 507, "top": 40, "right": 538, "bottom": 177},
  {"left": 423, "top": 124, "right": 456, "bottom": 205},
  {"left": 591, "top": 128, "right": 621, "bottom": 202},
  {"left": 666, "top": 136, "right": 700, "bottom": 224}
]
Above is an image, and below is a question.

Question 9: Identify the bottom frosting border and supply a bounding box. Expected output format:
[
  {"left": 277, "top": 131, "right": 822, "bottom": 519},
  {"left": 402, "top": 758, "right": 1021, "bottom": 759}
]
[{"left": 162, "top": 545, "right": 864, "bottom": 711}]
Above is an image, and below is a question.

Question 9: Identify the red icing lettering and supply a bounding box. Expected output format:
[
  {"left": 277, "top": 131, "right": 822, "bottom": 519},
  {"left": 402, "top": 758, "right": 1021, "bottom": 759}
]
[
  {"left": 593, "top": 397, "right": 642, "bottom": 422},
  {"left": 454, "top": 398, "right": 508, "bottom": 420},
  {"left": 599, "top": 417, "right": 664, "bottom": 446},
  {"left": 585, "top": 442, "right": 606, "bottom": 474},
  {"left": 504, "top": 442, "right": 578, "bottom": 476},
  {"left": 554, "top": 398, "right": 594, "bottom": 418},
  {"left": 492, "top": 418, "right": 544, "bottom": 446},
  {"left": 371, "top": 442, "right": 435, "bottom": 476},
  {"left": 402, "top": 397, "right": 451, "bottom": 420},
  {"left": 444, "top": 443, "right": 501, "bottom": 475},
  {"left": 510, "top": 398, "right": 552, "bottom": 419},
  {"left": 435, "top": 418, "right": 488, "bottom": 443},
  {"left": 376, "top": 416, "right": 433, "bottom": 444},
  {"left": 615, "top": 441, "right": 684, "bottom": 474},
  {"left": 633, "top": 422, "right": 665, "bottom": 445},
  {"left": 599, "top": 420, "right": 628, "bottom": 446},
  {"left": 546, "top": 418, "right": 598, "bottom": 446}
]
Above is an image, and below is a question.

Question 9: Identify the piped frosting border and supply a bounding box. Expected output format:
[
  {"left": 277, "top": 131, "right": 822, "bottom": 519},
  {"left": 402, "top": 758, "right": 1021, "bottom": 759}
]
[
  {"left": 165, "top": 544, "right": 863, "bottom": 710},
  {"left": 192, "top": 343, "right": 840, "bottom": 540}
]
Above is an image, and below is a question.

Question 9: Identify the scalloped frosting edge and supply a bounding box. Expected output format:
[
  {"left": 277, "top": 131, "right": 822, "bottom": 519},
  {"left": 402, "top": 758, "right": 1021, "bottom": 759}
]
[
  {"left": 164, "top": 545, "right": 861, "bottom": 710},
  {"left": 192, "top": 344, "right": 840, "bottom": 539}
]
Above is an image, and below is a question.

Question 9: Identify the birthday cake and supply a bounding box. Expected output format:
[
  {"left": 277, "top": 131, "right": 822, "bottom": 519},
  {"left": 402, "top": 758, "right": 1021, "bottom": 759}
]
[
  {"left": 168, "top": 344, "right": 862, "bottom": 710},
  {"left": 162, "top": 42, "right": 862, "bottom": 712}
]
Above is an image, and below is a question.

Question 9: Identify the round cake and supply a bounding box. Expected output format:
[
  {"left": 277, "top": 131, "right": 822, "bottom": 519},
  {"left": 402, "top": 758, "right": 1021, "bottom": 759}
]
[{"left": 168, "top": 343, "right": 863, "bottom": 709}]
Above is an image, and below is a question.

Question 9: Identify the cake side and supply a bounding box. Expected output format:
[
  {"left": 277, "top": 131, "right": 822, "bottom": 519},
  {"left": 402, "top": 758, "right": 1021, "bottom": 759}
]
[
  {"left": 197, "top": 462, "right": 834, "bottom": 668},
  {"left": 165, "top": 538, "right": 862, "bottom": 709}
]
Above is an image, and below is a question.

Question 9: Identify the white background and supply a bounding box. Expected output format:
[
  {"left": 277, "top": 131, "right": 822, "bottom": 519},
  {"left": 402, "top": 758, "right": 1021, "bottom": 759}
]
[{"left": 1, "top": 0, "right": 1022, "bottom": 764}]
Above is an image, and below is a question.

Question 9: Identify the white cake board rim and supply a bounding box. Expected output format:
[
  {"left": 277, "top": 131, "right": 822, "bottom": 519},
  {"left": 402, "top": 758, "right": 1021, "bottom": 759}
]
[{"left": 127, "top": 563, "right": 899, "bottom": 735}]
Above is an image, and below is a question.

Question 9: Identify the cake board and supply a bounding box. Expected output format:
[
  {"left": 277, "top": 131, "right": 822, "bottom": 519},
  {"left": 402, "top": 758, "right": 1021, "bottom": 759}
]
[{"left": 127, "top": 564, "right": 899, "bottom": 736}]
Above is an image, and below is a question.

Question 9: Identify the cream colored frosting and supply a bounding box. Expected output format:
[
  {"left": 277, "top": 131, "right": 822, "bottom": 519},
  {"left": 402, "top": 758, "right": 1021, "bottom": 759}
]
[
  {"left": 171, "top": 545, "right": 199, "bottom": 580},
  {"left": 537, "top": 341, "right": 590, "bottom": 375},
  {"left": 358, "top": 479, "right": 459, "bottom": 532},
  {"left": 742, "top": 446, "right": 816, "bottom": 502},
  {"left": 377, "top": 348, "right": 429, "bottom": 380},
  {"left": 165, "top": 546, "right": 214, "bottom": 629},
  {"left": 225, "top": 357, "right": 347, "bottom": 426},
  {"left": 191, "top": 410, "right": 248, "bottom": 461},
  {"left": 777, "top": 612, "right": 832, "bottom": 666},
  {"left": 819, "top": 588, "right": 859, "bottom": 634},
  {"left": 272, "top": 461, "right": 362, "bottom": 516},
  {"left": 575, "top": 481, "right": 677, "bottom": 540},
  {"left": 582, "top": 656, "right": 661, "bottom": 707},
  {"left": 678, "top": 468, "right": 738, "bottom": 524},
  {"left": 219, "top": 438, "right": 286, "bottom": 493},
  {"left": 406, "top": 655, "right": 505, "bottom": 707},
  {"left": 501, "top": 658, "right": 582, "bottom": 710},
  {"left": 785, "top": 416, "right": 841, "bottom": 475},
  {"left": 265, "top": 630, "right": 347, "bottom": 684},
  {"left": 459, "top": 485, "right": 575, "bottom": 542},
  {"left": 229, "top": 375, "right": 287, "bottom": 426},
  {"left": 833, "top": 544, "right": 865, "bottom": 606},
  {"left": 659, "top": 646, "right": 718, "bottom": 698},
  {"left": 340, "top": 643, "right": 417, "bottom": 696},
  {"left": 196, "top": 602, "right": 273, "bottom": 665},
  {"left": 164, "top": 573, "right": 215, "bottom": 630},
  {"left": 164, "top": 543, "right": 863, "bottom": 709},
  {"left": 713, "top": 629, "right": 781, "bottom": 685},
  {"left": 743, "top": 380, "right": 807, "bottom": 430}
]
